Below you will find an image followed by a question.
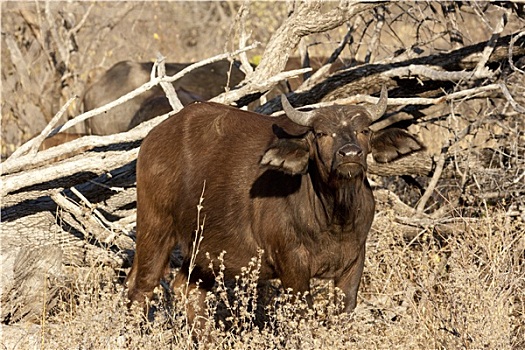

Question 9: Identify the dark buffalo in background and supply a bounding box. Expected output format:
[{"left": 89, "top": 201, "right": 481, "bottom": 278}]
[
  {"left": 82, "top": 59, "right": 246, "bottom": 135},
  {"left": 126, "top": 88, "right": 424, "bottom": 322},
  {"left": 127, "top": 95, "right": 175, "bottom": 130},
  {"left": 81, "top": 56, "right": 355, "bottom": 135}
]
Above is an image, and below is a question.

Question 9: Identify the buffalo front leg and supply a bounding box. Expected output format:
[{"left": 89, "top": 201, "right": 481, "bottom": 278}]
[
  {"left": 279, "top": 267, "right": 313, "bottom": 309},
  {"left": 335, "top": 245, "right": 365, "bottom": 313}
]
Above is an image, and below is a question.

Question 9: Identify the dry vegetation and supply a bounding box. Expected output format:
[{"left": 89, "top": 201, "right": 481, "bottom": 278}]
[
  {"left": 4, "top": 207, "right": 523, "bottom": 349},
  {"left": 1, "top": 1, "right": 524, "bottom": 349}
]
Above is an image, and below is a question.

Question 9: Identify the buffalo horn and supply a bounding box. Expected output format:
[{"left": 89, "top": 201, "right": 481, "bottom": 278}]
[
  {"left": 367, "top": 86, "right": 388, "bottom": 121},
  {"left": 281, "top": 95, "right": 316, "bottom": 127}
]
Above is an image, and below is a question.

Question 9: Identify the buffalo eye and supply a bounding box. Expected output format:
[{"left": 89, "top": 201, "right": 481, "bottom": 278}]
[
  {"left": 315, "top": 131, "right": 328, "bottom": 138},
  {"left": 360, "top": 129, "right": 371, "bottom": 136}
]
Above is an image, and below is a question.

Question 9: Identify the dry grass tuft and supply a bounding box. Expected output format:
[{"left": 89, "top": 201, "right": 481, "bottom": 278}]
[{"left": 14, "top": 207, "right": 517, "bottom": 349}]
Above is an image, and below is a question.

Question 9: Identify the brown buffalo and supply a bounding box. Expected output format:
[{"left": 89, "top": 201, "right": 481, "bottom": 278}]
[
  {"left": 35, "top": 132, "right": 88, "bottom": 163},
  {"left": 38, "top": 132, "right": 85, "bottom": 150},
  {"left": 82, "top": 59, "right": 245, "bottom": 135},
  {"left": 126, "top": 88, "right": 423, "bottom": 321}
]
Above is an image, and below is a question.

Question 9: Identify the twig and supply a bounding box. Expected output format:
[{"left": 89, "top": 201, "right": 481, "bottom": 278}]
[
  {"left": 7, "top": 96, "right": 78, "bottom": 161},
  {"left": 440, "top": 2, "right": 464, "bottom": 50},
  {"left": 509, "top": 31, "right": 525, "bottom": 75},
  {"left": 498, "top": 83, "right": 525, "bottom": 113},
  {"left": 473, "top": 9, "right": 508, "bottom": 78},
  {"left": 19, "top": 8, "right": 55, "bottom": 70},
  {"left": 235, "top": 2, "right": 254, "bottom": 77},
  {"left": 326, "top": 23, "right": 354, "bottom": 65},
  {"left": 364, "top": 5, "right": 385, "bottom": 64},
  {"left": 67, "top": 3, "right": 94, "bottom": 36},
  {"left": 4, "top": 34, "right": 31, "bottom": 89},
  {"left": 296, "top": 24, "right": 354, "bottom": 92},
  {"left": 416, "top": 153, "right": 446, "bottom": 213},
  {"left": 44, "top": 1, "right": 69, "bottom": 67},
  {"left": 156, "top": 53, "right": 183, "bottom": 111}
]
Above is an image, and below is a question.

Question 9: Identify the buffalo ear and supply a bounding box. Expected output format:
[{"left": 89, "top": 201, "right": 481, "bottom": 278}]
[
  {"left": 260, "top": 138, "right": 310, "bottom": 175},
  {"left": 371, "top": 128, "right": 424, "bottom": 163}
]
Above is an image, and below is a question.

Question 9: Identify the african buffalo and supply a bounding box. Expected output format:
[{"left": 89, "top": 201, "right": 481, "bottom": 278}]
[
  {"left": 126, "top": 88, "right": 423, "bottom": 320},
  {"left": 82, "top": 59, "right": 245, "bottom": 135},
  {"left": 38, "top": 132, "right": 85, "bottom": 150}
]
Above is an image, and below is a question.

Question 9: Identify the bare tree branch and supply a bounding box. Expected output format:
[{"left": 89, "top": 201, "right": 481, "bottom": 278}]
[
  {"left": 215, "top": 1, "right": 377, "bottom": 106},
  {"left": 473, "top": 8, "right": 509, "bottom": 78},
  {"left": 155, "top": 53, "right": 183, "bottom": 111},
  {"left": 9, "top": 96, "right": 78, "bottom": 160}
]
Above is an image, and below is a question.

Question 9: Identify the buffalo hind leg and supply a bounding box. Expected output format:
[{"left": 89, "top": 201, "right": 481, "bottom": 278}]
[
  {"left": 126, "top": 221, "right": 177, "bottom": 309},
  {"left": 171, "top": 267, "right": 212, "bottom": 334}
]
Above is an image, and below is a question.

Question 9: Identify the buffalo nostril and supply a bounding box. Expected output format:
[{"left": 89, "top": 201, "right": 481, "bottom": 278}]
[{"left": 338, "top": 144, "right": 362, "bottom": 157}]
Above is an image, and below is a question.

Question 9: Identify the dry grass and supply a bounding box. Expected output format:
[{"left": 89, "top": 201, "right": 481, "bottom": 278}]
[{"left": 4, "top": 206, "right": 520, "bottom": 349}]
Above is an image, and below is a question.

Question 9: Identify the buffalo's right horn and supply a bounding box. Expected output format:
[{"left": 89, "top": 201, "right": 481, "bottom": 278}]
[
  {"left": 367, "top": 86, "right": 388, "bottom": 121},
  {"left": 281, "top": 95, "right": 316, "bottom": 127}
]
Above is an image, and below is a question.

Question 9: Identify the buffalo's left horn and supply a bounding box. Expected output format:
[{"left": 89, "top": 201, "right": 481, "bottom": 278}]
[
  {"left": 281, "top": 95, "right": 316, "bottom": 127},
  {"left": 367, "top": 86, "right": 388, "bottom": 121}
]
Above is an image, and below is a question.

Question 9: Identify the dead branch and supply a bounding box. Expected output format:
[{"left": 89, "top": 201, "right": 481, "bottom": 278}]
[
  {"left": 2, "top": 44, "right": 259, "bottom": 172},
  {"left": 499, "top": 82, "right": 525, "bottom": 113},
  {"left": 416, "top": 153, "right": 446, "bottom": 213},
  {"left": 509, "top": 31, "right": 525, "bottom": 74},
  {"left": 54, "top": 42, "right": 258, "bottom": 133},
  {"left": 50, "top": 190, "right": 133, "bottom": 254},
  {"left": 45, "top": 1, "right": 69, "bottom": 66},
  {"left": 364, "top": 6, "right": 385, "bottom": 64},
  {"left": 368, "top": 153, "right": 432, "bottom": 177},
  {"left": 235, "top": 3, "right": 255, "bottom": 76},
  {"left": 155, "top": 54, "right": 184, "bottom": 111},
  {"left": 2, "top": 148, "right": 139, "bottom": 197},
  {"left": 212, "top": 67, "right": 313, "bottom": 105},
  {"left": 256, "top": 30, "right": 525, "bottom": 114},
  {"left": 9, "top": 96, "right": 78, "bottom": 160},
  {"left": 3, "top": 110, "right": 174, "bottom": 176},
  {"left": 214, "top": 1, "right": 377, "bottom": 106},
  {"left": 296, "top": 24, "right": 354, "bottom": 92},
  {"left": 473, "top": 8, "right": 509, "bottom": 78},
  {"left": 441, "top": 2, "right": 464, "bottom": 50}
]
